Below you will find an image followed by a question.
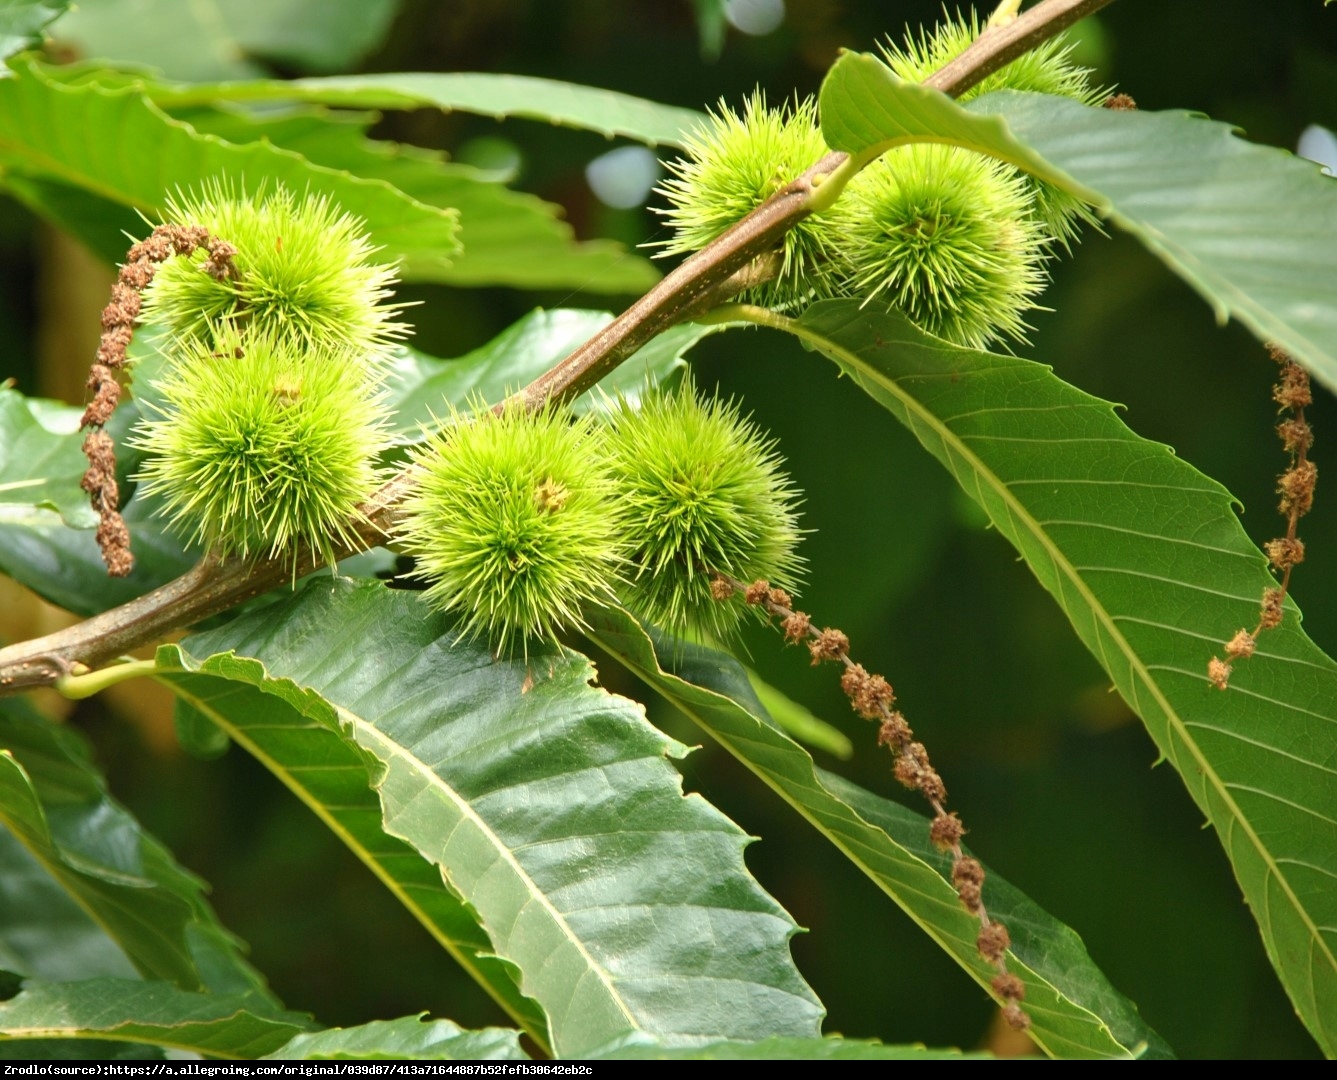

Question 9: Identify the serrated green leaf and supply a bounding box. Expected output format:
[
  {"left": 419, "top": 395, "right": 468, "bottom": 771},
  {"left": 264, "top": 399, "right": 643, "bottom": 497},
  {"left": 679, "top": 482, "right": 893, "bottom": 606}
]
[
  {"left": 0, "top": 755, "right": 201, "bottom": 986},
  {"left": 587, "top": 606, "right": 1171, "bottom": 1061},
  {"left": 762, "top": 298, "right": 1337, "bottom": 1057},
  {"left": 0, "top": 704, "right": 138, "bottom": 985},
  {"left": 0, "top": 699, "right": 275, "bottom": 1000},
  {"left": 5, "top": 99, "right": 656, "bottom": 292},
  {"left": 0, "top": 386, "right": 95, "bottom": 529},
  {"left": 145, "top": 648, "right": 549, "bottom": 1052},
  {"left": 0, "top": 1, "right": 69, "bottom": 66},
  {"left": 0, "top": 980, "right": 314, "bottom": 1059},
  {"left": 0, "top": 57, "right": 460, "bottom": 283},
  {"left": 0, "top": 826, "right": 138, "bottom": 983},
  {"left": 158, "top": 579, "right": 824, "bottom": 1058},
  {"left": 147, "top": 73, "right": 708, "bottom": 148},
  {"left": 818, "top": 53, "right": 1337, "bottom": 394},
  {"left": 384, "top": 309, "right": 707, "bottom": 446},
  {"left": 266, "top": 1015, "right": 525, "bottom": 1061},
  {"left": 49, "top": 0, "right": 400, "bottom": 80},
  {"left": 166, "top": 104, "right": 657, "bottom": 293},
  {"left": 592, "top": 1033, "right": 991, "bottom": 1059}
]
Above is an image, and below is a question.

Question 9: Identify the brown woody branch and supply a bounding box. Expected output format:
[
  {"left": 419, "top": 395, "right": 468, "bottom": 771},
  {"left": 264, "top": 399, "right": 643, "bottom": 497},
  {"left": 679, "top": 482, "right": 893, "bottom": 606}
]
[{"left": 0, "top": 0, "right": 1116, "bottom": 694}]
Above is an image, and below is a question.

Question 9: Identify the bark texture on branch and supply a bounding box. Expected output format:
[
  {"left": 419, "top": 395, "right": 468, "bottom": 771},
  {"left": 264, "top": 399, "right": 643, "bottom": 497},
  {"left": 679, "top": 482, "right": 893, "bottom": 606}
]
[{"left": 0, "top": 0, "right": 1115, "bottom": 693}]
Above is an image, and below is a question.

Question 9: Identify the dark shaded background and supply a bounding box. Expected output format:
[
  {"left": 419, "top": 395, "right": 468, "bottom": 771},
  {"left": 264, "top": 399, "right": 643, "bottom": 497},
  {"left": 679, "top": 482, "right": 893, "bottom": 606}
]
[{"left": 2, "top": 0, "right": 1333, "bottom": 1060}]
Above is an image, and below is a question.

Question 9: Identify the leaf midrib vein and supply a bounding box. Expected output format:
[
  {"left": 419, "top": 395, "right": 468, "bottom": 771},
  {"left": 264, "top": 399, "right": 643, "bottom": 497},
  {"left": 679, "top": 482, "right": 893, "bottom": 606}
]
[
  {"left": 344, "top": 709, "right": 640, "bottom": 1039},
  {"left": 585, "top": 627, "right": 1132, "bottom": 1061},
  {"left": 778, "top": 314, "right": 1337, "bottom": 1001}
]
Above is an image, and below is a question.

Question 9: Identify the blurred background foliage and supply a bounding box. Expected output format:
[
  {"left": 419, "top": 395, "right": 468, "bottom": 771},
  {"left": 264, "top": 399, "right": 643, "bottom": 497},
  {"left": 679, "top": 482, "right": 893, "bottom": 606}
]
[{"left": 1, "top": 0, "right": 1333, "bottom": 1059}]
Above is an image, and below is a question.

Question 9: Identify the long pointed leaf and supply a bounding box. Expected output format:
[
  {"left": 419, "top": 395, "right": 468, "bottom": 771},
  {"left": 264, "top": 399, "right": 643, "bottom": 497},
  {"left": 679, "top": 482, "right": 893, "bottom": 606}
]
[
  {"left": 756, "top": 299, "right": 1337, "bottom": 1056},
  {"left": 587, "top": 607, "right": 1171, "bottom": 1060},
  {"left": 25, "top": 97, "right": 657, "bottom": 293},
  {"left": 146, "top": 73, "right": 707, "bottom": 148},
  {"left": 265, "top": 1016, "right": 525, "bottom": 1061},
  {"left": 0, "top": 699, "right": 274, "bottom": 999},
  {"left": 0, "top": 827, "right": 137, "bottom": 983},
  {"left": 0, "top": 57, "right": 460, "bottom": 282},
  {"left": 0, "top": 979, "right": 314, "bottom": 1058},
  {"left": 147, "top": 656, "right": 550, "bottom": 1051},
  {"left": 818, "top": 54, "right": 1337, "bottom": 394},
  {"left": 0, "top": 702, "right": 138, "bottom": 984},
  {"left": 158, "top": 579, "right": 824, "bottom": 1058}
]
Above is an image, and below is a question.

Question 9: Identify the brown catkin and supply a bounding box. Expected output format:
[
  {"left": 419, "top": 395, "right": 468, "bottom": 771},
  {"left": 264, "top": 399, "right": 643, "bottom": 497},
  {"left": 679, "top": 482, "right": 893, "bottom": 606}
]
[
  {"left": 710, "top": 572, "right": 1029, "bottom": 1029},
  {"left": 1210, "top": 345, "right": 1316, "bottom": 687},
  {"left": 78, "top": 225, "right": 238, "bottom": 577}
]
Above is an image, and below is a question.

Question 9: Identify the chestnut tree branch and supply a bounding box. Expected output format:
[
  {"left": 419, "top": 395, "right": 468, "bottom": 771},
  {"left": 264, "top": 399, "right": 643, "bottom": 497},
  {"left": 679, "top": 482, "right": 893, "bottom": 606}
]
[{"left": 0, "top": 0, "right": 1116, "bottom": 694}]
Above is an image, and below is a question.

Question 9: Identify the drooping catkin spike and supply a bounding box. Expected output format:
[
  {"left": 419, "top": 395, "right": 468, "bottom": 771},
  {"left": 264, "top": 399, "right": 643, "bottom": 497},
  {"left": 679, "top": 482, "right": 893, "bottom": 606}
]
[
  {"left": 79, "top": 224, "right": 238, "bottom": 577},
  {"left": 1209, "top": 345, "right": 1316, "bottom": 689},
  {"left": 713, "top": 571, "right": 1030, "bottom": 1031}
]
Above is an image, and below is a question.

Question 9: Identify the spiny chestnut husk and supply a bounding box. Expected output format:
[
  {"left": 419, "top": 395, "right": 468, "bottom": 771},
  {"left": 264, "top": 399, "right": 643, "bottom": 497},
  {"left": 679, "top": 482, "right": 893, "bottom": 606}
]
[
  {"left": 397, "top": 403, "right": 625, "bottom": 656},
  {"left": 656, "top": 91, "right": 833, "bottom": 307},
  {"left": 601, "top": 380, "right": 804, "bottom": 640},
  {"left": 131, "top": 327, "right": 389, "bottom": 568},
  {"left": 827, "top": 142, "right": 1050, "bottom": 350},
  {"left": 141, "top": 180, "right": 405, "bottom": 369},
  {"left": 881, "top": 11, "right": 1108, "bottom": 248}
]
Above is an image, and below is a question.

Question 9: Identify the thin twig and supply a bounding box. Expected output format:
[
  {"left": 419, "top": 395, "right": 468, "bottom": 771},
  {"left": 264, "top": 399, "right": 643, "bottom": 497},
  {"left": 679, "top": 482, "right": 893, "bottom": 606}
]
[
  {"left": 926, "top": 0, "right": 1111, "bottom": 99},
  {"left": 514, "top": 0, "right": 1114, "bottom": 408},
  {"left": 0, "top": 0, "right": 1116, "bottom": 693}
]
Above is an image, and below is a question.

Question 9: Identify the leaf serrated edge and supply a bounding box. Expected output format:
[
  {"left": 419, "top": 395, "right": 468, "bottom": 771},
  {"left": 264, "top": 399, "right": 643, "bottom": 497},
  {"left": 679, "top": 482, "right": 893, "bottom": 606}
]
[
  {"left": 585, "top": 616, "right": 1139, "bottom": 1061},
  {"left": 150, "top": 645, "right": 551, "bottom": 1054},
  {"left": 760, "top": 308, "right": 1335, "bottom": 1055}
]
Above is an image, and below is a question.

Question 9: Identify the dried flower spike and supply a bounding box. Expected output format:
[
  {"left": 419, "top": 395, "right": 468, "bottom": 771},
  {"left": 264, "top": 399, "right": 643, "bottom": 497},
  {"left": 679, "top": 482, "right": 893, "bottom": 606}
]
[
  {"left": 709, "top": 573, "right": 1029, "bottom": 1029},
  {"left": 1209, "top": 346, "right": 1316, "bottom": 688},
  {"left": 79, "top": 223, "right": 241, "bottom": 577}
]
